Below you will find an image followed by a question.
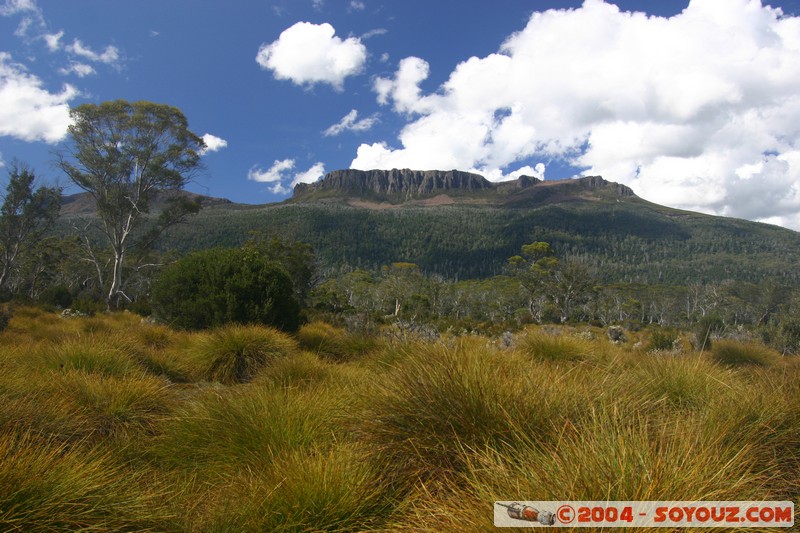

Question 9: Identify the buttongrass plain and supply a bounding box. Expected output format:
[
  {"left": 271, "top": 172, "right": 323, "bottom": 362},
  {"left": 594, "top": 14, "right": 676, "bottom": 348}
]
[{"left": 0, "top": 307, "right": 797, "bottom": 531}]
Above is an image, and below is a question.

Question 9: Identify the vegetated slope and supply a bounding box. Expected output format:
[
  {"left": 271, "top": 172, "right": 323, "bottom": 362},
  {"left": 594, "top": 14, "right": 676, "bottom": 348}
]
[{"left": 62, "top": 170, "right": 800, "bottom": 285}]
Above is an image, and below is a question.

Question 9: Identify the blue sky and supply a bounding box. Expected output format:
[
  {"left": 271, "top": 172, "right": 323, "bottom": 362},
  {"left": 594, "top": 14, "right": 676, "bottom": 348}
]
[{"left": 3, "top": 0, "right": 800, "bottom": 229}]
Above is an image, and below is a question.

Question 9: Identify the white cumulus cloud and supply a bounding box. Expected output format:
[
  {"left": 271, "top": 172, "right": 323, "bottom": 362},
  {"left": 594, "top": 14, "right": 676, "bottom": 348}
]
[
  {"left": 200, "top": 133, "right": 228, "bottom": 155},
  {"left": 43, "top": 29, "right": 63, "bottom": 51},
  {"left": 65, "top": 39, "right": 120, "bottom": 65},
  {"left": 291, "top": 162, "right": 325, "bottom": 187},
  {"left": 248, "top": 158, "right": 325, "bottom": 195},
  {"left": 0, "top": 52, "right": 77, "bottom": 143},
  {"left": 248, "top": 159, "right": 295, "bottom": 183},
  {"left": 58, "top": 61, "right": 94, "bottom": 78},
  {"left": 352, "top": 0, "right": 800, "bottom": 229},
  {"left": 323, "top": 109, "right": 378, "bottom": 136},
  {"left": 256, "top": 21, "right": 367, "bottom": 90}
]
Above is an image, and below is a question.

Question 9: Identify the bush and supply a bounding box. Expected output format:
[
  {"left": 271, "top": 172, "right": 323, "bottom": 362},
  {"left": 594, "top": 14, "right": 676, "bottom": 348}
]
[
  {"left": 694, "top": 314, "right": 724, "bottom": 351},
  {"left": 151, "top": 247, "right": 301, "bottom": 331},
  {"left": 37, "top": 285, "right": 73, "bottom": 309},
  {"left": 647, "top": 328, "right": 678, "bottom": 352}
]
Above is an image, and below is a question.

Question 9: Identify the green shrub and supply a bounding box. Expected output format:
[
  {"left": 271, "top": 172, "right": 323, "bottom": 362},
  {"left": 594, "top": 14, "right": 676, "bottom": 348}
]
[
  {"left": 694, "top": 314, "right": 724, "bottom": 351},
  {"left": 647, "top": 328, "right": 678, "bottom": 352},
  {"left": 151, "top": 246, "right": 301, "bottom": 331},
  {"left": 38, "top": 286, "right": 73, "bottom": 309}
]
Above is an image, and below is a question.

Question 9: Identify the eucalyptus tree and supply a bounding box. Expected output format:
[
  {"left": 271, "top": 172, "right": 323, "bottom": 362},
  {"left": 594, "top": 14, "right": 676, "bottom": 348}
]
[
  {"left": 57, "top": 100, "right": 204, "bottom": 306},
  {"left": 0, "top": 162, "right": 61, "bottom": 292}
]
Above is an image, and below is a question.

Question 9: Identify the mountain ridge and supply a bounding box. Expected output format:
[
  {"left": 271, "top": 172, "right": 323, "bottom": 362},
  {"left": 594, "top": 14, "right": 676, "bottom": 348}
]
[{"left": 291, "top": 169, "right": 636, "bottom": 206}]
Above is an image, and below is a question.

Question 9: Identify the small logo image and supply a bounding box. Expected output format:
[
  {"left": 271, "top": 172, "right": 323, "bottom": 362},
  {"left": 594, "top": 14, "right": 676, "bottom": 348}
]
[{"left": 496, "top": 502, "right": 556, "bottom": 525}]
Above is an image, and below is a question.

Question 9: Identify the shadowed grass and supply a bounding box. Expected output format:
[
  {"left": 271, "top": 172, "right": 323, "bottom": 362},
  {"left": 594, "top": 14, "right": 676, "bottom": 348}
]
[
  {"left": 296, "top": 321, "right": 381, "bottom": 362},
  {"left": 185, "top": 324, "right": 299, "bottom": 384},
  {"left": 711, "top": 339, "right": 782, "bottom": 367},
  {"left": 254, "top": 351, "right": 333, "bottom": 389}
]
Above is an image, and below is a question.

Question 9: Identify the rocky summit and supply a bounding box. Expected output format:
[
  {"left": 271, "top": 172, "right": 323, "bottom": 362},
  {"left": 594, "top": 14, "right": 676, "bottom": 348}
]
[{"left": 291, "top": 168, "right": 635, "bottom": 206}]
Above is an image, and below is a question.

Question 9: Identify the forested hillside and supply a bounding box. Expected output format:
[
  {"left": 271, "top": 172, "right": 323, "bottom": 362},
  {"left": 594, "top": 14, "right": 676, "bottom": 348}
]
[{"left": 153, "top": 195, "right": 800, "bottom": 286}]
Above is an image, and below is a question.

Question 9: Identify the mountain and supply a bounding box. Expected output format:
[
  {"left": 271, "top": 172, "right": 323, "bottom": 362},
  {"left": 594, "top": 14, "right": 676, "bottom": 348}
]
[
  {"left": 59, "top": 169, "right": 800, "bottom": 286},
  {"left": 60, "top": 189, "right": 235, "bottom": 217},
  {"left": 291, "top": 168, "right": 635, "bottom": 207}
]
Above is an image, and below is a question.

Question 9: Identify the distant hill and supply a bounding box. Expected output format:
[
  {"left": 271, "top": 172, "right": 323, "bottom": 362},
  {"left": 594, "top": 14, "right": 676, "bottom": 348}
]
[
  {"left": 60, "top": 189, "right": 236, "bottom": 217},
  {"left": 59, "top": 169, "right": 800, "bottom": 286}
]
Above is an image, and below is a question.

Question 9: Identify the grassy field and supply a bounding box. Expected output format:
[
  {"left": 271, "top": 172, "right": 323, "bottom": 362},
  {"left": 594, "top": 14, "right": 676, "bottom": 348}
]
[{"left": 0, "top": 307, "right": 798, "bottom": 531}]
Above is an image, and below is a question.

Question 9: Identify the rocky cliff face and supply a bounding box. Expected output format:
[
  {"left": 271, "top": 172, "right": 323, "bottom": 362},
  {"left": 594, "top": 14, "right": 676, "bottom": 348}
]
[
  {"left": 294, "top": 169, "right": 495, "bottom": 199},
  {"left": 292, "top": 168, "right": 634, "bottom": 203}
]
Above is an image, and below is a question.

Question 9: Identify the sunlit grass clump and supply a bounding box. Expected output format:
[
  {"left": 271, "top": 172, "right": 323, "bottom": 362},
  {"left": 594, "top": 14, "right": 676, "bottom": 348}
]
[
  {"left": 204, "top": 444, "right": 393, "bottom": 531},
  {"left": 0, "top": 431, "right": 176, "bottom": 531},
  {"left": 515, "top": 330, "right": 595, "bottom": 362},
  {"left": 359, "top": 338, "right": 592, "bottom": 491},
  {"left": 185, "top": 324, "right": 299, "bottom": 384},
  {"left": 150, "top": 384, "right": 335, "bottom": 477}
]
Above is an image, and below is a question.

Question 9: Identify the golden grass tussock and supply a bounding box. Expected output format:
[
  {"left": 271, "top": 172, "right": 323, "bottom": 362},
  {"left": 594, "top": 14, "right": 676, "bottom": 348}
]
[
  {"left": 201, "top": 443, "right": 394, "bottom": 531},
  {"left": 183, "top": 323, "right": 300, "bottom": 384},
  {"left": 356, "top": 337, "right": 605, "bottom": 493},
  {"left": 0, "top": 431, "right": 178, "bottom": 531},
  {"left": 149, "top": 383, "right": 340, "bottom": 478}
]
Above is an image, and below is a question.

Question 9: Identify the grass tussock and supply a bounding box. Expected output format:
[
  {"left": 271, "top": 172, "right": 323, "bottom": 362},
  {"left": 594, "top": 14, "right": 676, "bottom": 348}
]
[
  {"left": 358, "top": 338, "right": 595, "bottom": 491},
  {"left": 629, "top": 353, "right": 738, "bottom": 410},
  {"left": 185, "top": 324, "right": 299, "bottom": 384},
  {"left": 0, "top": 431, "right": 177, "bottom": 531},
  {"left": 150, "top": 384, "right": 337, "bottom": 477},
  {"left": 515, "top": 330, "right": 596, "bottom": 362},
  {"left": 711, "top": 339, "right": 782, "bottom": 367},
  {"left": 204, "top": 444, "right": 393, "bottom": 531},
  {"left": 30, "top": 333, "right": 142, "bottom": 377},
  {"left": 254, "top": 350, "right": 333, "bottom": 389},
  {"left": 296, "top": 321, "right": 381, "bottom": 362}
]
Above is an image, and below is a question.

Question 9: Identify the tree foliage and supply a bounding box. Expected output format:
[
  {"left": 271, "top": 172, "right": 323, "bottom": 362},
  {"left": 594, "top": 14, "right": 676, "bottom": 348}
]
[
  {"left": 57, "top": 100, "right": 204, "bottom": 306},
  {"left": 151, "top": 247, "right": 301, "bottom": 331},
  {"left": 0, "top": 162, "right": 61, "bottom": 293}
]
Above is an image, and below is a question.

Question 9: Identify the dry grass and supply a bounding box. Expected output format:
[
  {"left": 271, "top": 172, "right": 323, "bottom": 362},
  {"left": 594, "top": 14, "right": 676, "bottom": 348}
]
[{"left": 1, "top": 309, "right": 798, "bottom": 530}]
